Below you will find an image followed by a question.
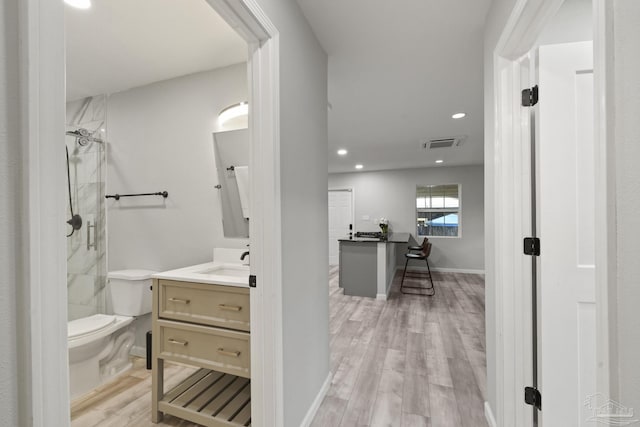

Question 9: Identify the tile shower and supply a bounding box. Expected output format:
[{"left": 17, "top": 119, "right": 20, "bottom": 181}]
[{"left": 66, "top": 95, "right": 107, "bottom": 321}]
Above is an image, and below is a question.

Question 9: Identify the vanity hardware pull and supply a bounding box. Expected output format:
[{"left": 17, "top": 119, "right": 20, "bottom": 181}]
[
  {"left": 217, "top": 348, "right": 241, "bottom": 357},
  {"left": 218, "top": 304, "right": 242, "bottom": 312},
  {"left": 168, "top": 297, "right": 190, "bottom": 304},
  {"left": 168, "top": 338, "right": 188, "bottom": 346}
]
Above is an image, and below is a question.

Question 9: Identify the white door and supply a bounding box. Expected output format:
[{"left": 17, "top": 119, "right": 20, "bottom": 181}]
[
  {"left": 538, "top": 41, "right": 596, "bottom": 426},
  {"left": 328, "top": 190, "right": 353, "bottom": 265}
]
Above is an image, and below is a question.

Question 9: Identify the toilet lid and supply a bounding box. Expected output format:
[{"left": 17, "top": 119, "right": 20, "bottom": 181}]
[{"left": 68, "top": 314, "right": 116, "bottom": 340}]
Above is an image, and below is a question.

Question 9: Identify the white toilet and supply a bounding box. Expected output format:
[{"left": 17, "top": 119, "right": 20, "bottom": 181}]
[{"left": 68, "top": 269, "right": 156, "bottom": 399}]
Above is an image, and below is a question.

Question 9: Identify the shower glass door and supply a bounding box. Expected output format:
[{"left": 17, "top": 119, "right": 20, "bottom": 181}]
[{"left": 66, "top": 95, "right": 107, "bottom": 321}]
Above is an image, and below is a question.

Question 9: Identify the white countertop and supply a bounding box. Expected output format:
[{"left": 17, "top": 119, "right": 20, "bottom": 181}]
[{"left": 152, "top": 261, "right": 250, "bottom": 288}]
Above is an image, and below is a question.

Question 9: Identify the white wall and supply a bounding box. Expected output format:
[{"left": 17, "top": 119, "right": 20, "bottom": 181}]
[
  {"left": 613, "top": 0, "right": 640, "bottom": 411},
  {"left": 252, "top": 1, "right": 330, "bottom": 425},
  {"left": 329, "top": 165, "right": 485, "bottom": 272},
  {"left": 106, "top": 63, "right": 249, "bottom": 273},
  {"left": 0, "top": 0, "right": 21, "bottom": 424}
]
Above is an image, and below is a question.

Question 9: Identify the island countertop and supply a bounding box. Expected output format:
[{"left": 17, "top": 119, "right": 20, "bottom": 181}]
[{"left": 338, "top": 232, "right": 411, "bottom": 244}]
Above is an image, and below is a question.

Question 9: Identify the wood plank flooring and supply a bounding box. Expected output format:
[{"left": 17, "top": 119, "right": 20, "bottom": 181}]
[
  {"left": 70, "top": 267, "right": 486, "bottom": 427},
  {"left": 310, "top": 267, "right": 487, "bottom": 427}
]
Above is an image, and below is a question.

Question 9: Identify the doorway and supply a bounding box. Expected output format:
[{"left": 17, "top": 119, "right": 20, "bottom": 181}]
[
  {"left": 491, "top": 0, "right": 610, "bottom": 426},
  {"left": 328, "top": 189, "right": 354, "bottom": 265},
  {"left": 20, "top": 1, "right": 281, "bottom": 425}
]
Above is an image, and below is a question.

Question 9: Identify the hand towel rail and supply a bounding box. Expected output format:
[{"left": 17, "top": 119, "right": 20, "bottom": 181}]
[{"left": 105, "top": 191, "right": 168, "bottom": 201}]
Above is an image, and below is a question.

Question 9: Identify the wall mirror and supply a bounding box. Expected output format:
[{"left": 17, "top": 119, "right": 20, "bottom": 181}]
[{"left": 213, "top": 128, "right": 249, "bottom": 238}]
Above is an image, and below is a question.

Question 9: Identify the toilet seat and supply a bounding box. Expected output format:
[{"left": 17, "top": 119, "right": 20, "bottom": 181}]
[
  {"left": 68, "top": 314, "right": 116, "bottom": 340},
  {"left": 68, "top": 314, "right": 133, "bottom": 350}
]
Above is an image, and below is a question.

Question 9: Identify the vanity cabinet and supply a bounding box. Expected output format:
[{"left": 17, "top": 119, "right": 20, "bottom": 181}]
[{"left": 151, "top": 278, "right": 251, "bottom": 427}]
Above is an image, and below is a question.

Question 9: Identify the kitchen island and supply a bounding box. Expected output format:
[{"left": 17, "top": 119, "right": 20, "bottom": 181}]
[{"left": 338, "top": 232, "right": 411, "bottom": 299}]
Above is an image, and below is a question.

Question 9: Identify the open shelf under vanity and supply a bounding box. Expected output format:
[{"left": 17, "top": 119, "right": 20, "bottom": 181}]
[{"left": 159, "top": 368, "right": 251, "bottom": 427}]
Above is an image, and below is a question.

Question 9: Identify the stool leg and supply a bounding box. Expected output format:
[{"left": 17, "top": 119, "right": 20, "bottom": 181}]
[
  {"left": 425, "top": 258, "right": 435, "bottom": 291},
  {"left": 401, "top": 257, "right": 410, "bottom": 290}
]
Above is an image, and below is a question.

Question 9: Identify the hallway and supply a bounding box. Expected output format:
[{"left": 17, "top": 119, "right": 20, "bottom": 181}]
[{"left": 311, "top": 267, "right": 487, "bottom": 427}]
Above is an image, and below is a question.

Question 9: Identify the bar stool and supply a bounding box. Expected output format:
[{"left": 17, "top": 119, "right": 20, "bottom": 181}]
[
  {"left": 400, "top": 241, "right": 435, "bottom": 296},
  {"left": 407, "top": 237, "right": 428, "bottom": 252}
]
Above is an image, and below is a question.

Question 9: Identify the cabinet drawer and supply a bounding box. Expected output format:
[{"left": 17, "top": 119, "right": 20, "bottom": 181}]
[
  {"left": 158, "top": 279, "right": 250, "bottom": 331},
  {"left": 158, "top": 320, "right": 250, "bottom": 378}
]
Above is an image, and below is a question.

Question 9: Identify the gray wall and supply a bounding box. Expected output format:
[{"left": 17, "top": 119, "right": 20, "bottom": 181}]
[
  {"left": 0, "top": 0, "right": 21, "bottom": 423},
  {"left": 253, "top": 0, "right": 330, "bottom": 425},
  {"left": 329, "top": 165, "right": 485, "bottom": 272},
  {"left": 613, "top": 0, "right": 640, "bottom": 411}
]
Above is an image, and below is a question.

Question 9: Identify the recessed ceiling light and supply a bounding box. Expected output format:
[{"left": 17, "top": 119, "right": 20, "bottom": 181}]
[
  {"left": 435, "top": 160, "right": 444, "bottom": 164},
  {"left": 64, "top": 0, "right": 91, "bottom": 9},
  {"left": 355, "top": 164, "right": 363, "bottom": 170},
  {"left": 337, "top": 149, "right": 348, "bottom": 156},
  {"left": 452, "top": 112, "right": 466, "bottom": 119}
]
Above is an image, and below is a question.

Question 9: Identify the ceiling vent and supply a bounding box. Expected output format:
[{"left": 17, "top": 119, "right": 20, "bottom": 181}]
[{"left": 420, "top": 136, "right": 467, "bottom": 150}]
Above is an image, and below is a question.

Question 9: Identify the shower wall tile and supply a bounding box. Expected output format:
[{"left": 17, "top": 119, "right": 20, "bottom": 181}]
[
  {"left": 67, "top": 274, "right": 101, "bottom": 306},
  {"left": 66, "top": 94, "right": 107, "bottom": 319},
  {"left": 68, "top": 303, "right": 98, "bottom": 322},
  {"left": 67, "top": 95, "right": 107, "bottom": 138}
]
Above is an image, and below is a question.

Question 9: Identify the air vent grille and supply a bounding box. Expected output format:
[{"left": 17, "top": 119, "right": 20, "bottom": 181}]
[{"left": 420, "top": 136, "right": 467, "bottom": 150}]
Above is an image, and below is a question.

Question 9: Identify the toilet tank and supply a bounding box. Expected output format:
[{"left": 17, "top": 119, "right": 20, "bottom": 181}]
[{"left": 107, "top": 269, "right": 157, "bottom": 316}]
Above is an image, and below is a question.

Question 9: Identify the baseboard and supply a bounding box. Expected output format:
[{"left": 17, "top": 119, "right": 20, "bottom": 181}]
[
  {"left": 376, "top": 293, "right": 388, "bottom": 301},
  {"left": 404, "top": 266, "right": 485, "bottom": 275},
  {"left": 130, "top": 345, "right": 146, "bottom": 358},
  {"left": 299, "top": 372, "right": 331, "bottom": 427},
  {"left": 485, "top": 401, "right": 497, "bottom": 427}
]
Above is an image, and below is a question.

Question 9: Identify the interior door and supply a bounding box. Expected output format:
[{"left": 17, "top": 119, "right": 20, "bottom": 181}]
[
  {"left": 538, "top": 41, "right": 595, "bottom": 426},
  {"left": 328, "top": 189, "right": 353, "bottom": 265}
]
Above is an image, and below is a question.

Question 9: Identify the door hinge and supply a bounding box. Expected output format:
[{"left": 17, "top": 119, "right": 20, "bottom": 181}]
[
  {"left": 522, "top": 85, "right": 539, "bottom": 107},
  {"left": 249, "top": 275, "right": 257, "bottom": 288},
  {"left": 524, "top": 237, "right": 540, "bottom": 256},
  {"left": 524, "top": 386, "right": 542, "bottom": 410}
]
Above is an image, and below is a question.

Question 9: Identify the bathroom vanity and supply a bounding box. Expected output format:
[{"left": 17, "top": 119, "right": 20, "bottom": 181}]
[{"left": 151, "top": 262, "right": 251, "bottom": 427}]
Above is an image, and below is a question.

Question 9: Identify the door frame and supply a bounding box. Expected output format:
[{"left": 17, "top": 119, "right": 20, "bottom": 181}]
[
  {"left": 491, "top": 0, "right": 613, "bottom": 426},
  {"left": 20, "top": 0, "right": 282, "bottom": 425}
]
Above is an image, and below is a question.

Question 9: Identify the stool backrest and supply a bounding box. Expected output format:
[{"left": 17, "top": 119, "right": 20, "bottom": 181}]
[
  {"left": 421, "top": 238, "right": 429, "bottom": 251},
  {"left": 423, "top": 242, "right": 432, "bottom": 257}
]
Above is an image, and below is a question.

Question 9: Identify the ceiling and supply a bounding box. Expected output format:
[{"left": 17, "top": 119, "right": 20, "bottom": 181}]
[
  {"left": 65, "top": 0, "right": 247, "bottom": 101},
  {"left": 296, "top": 0, "right": 492, "bottom": 173},
  {"left": 66, "top": 0, "right": 491, "bottom": 173}
]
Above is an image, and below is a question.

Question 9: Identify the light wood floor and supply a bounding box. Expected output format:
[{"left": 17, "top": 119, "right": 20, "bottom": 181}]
[
  {"left": 71, "top": 267, "right": 486, "bottom": 427},
  {"left": 310, "top": 267, "right": 487, "bottom": 427}
]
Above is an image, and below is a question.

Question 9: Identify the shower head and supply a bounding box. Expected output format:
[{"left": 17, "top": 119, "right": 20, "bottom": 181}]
[{"left": 66, "top": 128, "right": 103, "bottom": 145}]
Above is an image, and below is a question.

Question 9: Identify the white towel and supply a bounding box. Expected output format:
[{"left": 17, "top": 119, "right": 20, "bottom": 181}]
[{"left": 235, "top": 166, "right": 250, "bottom": 220}]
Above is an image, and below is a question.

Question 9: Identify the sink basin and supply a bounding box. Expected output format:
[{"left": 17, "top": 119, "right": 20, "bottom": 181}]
[{"left": 196, "top": 265, "right": 249, "bottom": 278}]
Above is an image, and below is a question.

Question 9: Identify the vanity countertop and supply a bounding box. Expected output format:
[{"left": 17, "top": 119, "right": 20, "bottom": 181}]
[{"left": 152, "top": 261, "right": 250, "bottom": 288}]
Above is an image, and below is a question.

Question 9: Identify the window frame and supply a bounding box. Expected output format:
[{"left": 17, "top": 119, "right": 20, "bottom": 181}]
[{"left": 415, "top": 183, "right": 462, "bottom": 239}]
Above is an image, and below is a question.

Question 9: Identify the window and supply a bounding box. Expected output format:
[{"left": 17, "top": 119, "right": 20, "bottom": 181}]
[{"left": 416, "top": 184, "right": 460, "bottom": 237}]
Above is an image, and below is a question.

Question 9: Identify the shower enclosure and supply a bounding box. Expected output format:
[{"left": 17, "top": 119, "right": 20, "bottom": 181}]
[{"left": 66, "top": 95, "right": 107, "bottom": 321}]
